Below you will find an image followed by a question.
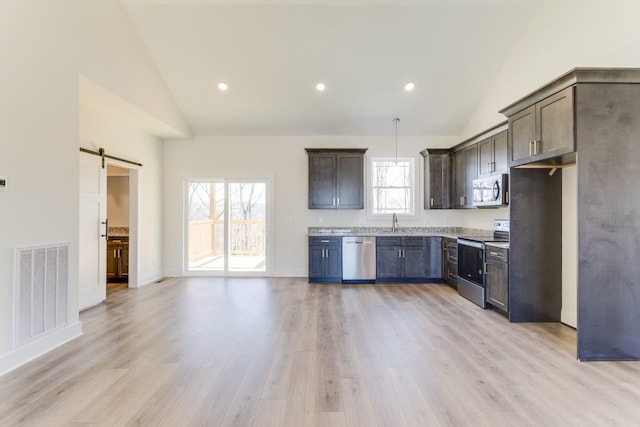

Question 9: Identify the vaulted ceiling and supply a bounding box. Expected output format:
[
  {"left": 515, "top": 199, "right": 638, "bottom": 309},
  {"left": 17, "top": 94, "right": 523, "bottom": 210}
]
[{"left": 122, "top": 0, "right": 542, "bottom": 135}]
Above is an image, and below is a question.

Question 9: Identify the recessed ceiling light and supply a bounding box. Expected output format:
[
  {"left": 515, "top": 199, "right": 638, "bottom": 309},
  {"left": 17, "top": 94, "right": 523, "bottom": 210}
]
[
  {"left": 316, "top": 82, "right": 326, "bottom": 92},
  {"left": 217, "top": 82, "right": 228, "bottom": 91},
  {"left": 404, "top": 82, "right": 415, "bottom": 92}
]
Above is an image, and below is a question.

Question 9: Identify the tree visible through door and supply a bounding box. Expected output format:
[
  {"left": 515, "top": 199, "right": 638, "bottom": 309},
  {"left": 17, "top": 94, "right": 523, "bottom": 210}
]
[{"left": 187, "top": 181, "right": 266, "bottom": 273}]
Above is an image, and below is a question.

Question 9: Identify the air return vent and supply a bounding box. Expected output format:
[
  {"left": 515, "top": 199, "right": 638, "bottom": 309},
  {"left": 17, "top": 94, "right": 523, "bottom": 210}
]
[{"left": 14, "top": 244, "right": 69, "bottom": 347}]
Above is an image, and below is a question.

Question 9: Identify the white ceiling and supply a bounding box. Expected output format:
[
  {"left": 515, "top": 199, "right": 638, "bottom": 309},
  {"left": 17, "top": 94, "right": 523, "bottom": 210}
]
[{"left": 122, "top": 0, "right": 542, "bottom": 136}]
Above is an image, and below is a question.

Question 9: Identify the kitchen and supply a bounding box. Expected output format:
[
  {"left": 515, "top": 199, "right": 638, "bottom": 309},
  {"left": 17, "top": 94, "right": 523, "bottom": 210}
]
[{"left": 5, "top": 0, "right": 640, "bottom": 424}]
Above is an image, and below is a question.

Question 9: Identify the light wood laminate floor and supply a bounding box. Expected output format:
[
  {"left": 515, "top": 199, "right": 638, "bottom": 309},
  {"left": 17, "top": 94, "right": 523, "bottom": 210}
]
[{"left": 2, "top": 277, "right": 640, "bottom": 426}]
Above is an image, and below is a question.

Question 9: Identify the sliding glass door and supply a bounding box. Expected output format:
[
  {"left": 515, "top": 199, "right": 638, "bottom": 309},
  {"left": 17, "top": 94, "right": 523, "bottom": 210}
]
[{"left": 187, "top": 180, "right": 267, "bottom": 274}]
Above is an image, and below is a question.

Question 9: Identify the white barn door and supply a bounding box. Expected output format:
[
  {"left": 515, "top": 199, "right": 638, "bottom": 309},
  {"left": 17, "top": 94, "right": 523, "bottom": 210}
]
[{"left": 79, "top": 152, "right": 107, "bottom": 309}]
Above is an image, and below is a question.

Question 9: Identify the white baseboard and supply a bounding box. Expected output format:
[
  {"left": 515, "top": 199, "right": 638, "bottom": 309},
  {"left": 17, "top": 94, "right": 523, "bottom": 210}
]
[
  {"left": 133, "top": 271, "right": 163, "bottom": 288},
  {"left": 0, "top": 321, "right": 83, "bottom": 377},
  {"left": 270, "top": 269, "right": 305, "bottom": 277},
  {"left": 561, "top": 309, "right": 577, "bottom": 328}
]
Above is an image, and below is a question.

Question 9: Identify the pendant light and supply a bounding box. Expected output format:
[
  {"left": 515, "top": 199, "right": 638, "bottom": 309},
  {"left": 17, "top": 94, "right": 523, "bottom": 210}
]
[{"left": 393, "top": 117, "right": 400, "bottom": 165}]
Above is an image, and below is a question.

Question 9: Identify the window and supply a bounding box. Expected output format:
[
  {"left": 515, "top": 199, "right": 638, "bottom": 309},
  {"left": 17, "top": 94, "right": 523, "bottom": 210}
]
[{"left": 370, "top": 157, "right": 415, "bottom": 216}]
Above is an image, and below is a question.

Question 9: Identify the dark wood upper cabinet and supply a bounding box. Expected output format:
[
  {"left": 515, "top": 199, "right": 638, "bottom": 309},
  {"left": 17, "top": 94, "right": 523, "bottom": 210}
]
[
  {"left": 507, "top": 86, "right": 575, "bottom": 167},
  {"left": 452, "top": 150, "right": 465, "bottom": 208},
  {"left": 451, "top": 144, "right": 478, "bottom": 209},
  {"left": 308, "top": 152, "right": 336, "bottom": 209},
  {"left": 421, "top": 149, "right": 452, "bottom": 209},
  {"left": 306, "top": 149, "right": 366, "bottom": 209},
  {"left": 464, "top": 145, "right": 478, "bottom": 208},
  {"left": 336, "top": 152, "right": 364, "bottom": 209},
  {"left": 478, "top": 130, "right": 508, "bottom": 177}
]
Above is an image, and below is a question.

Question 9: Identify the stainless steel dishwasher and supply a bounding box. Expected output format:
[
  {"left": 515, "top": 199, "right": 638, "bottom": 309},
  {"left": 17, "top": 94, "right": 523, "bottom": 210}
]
[{"left": 342, "top": 236, "right": 376, "bottom": 283}]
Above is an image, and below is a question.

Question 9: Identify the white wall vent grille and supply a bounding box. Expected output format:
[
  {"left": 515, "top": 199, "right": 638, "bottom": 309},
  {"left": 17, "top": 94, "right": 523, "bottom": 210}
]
[{"left": 14, "top": 243, "right": 69, "bottom": 347}]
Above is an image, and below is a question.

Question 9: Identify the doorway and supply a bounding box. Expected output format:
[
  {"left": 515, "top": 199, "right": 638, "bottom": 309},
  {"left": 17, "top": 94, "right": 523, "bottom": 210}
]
[
  {"left": 186, "top": 180, "right": 270, "bottom": 275},
  {"left": 78, "top": 154, "right": 140, "bottom": 310},
  {"left": 106, "top": 165, "right": 130, "bottom": 293}
]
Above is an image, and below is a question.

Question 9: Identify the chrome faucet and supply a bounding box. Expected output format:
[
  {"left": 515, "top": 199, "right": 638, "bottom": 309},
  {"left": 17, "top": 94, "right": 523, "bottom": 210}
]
[{"left": 392, "top": 212, "right": 399, "bottom": 232}]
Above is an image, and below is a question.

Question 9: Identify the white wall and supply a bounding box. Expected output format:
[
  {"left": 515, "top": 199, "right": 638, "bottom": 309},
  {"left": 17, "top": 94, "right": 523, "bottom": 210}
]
[
  {"left": 163, "top": 135, "right": 500, "bottom": 277},
  {"left": 81, "top": 105, "right": 164, "bottom": 285},
  {"left": 0, "top": 0, "right": 186, "bottom": 371},
  {"left": 462, "top": 0, "right": 640, "bottom": 138},
  {"left": 107, "top": 176, "right": 130, "bottom": 228},
  {"left": 460, "top": 0, "right": 640, "bottom": 329}
]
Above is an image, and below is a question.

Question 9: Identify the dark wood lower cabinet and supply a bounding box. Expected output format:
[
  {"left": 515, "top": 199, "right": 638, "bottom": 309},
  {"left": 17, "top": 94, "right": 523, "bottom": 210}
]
[
  {"left": 485, "top": 246, "right": 508, "bottom": 312},
  {"left": 442, "top": 238, "right": 458, "bottom": 288},
  {"left": 107, "top": 238, "right": 129, "bottom": 282},
  {"left": 376, "top": 236, "right": 441, "bottom": 282},
  {"left": 308, "top": 236, "right": 342, "bottom": 283}
]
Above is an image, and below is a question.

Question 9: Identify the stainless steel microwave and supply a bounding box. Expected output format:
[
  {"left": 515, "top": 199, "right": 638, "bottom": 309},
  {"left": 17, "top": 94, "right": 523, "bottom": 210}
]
[{"left": 472, "top": 174, "right": 508, "bottom": 208}]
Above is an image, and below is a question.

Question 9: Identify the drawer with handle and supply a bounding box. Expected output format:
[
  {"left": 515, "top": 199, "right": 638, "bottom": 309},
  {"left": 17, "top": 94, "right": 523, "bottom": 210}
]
[
  {"left": 309, "top": 236, "right": 342, "bottom": 246},
  {"left": 486, "top": 246, "right": 508, "bottom": 262}
]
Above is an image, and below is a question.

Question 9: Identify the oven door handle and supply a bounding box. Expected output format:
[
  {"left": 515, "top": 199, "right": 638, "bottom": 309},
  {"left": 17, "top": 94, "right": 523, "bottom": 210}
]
[{"left": 457, "top": 239, "right": 484, "bottom": 249}]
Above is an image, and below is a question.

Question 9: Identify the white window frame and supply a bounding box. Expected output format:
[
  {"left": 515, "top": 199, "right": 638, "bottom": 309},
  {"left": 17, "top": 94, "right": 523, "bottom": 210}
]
[
  {"left": 182, "top": 172, "right": 274, "bottom": 277},
  {"left": 367, "top": 152, "right": 421, "bottom": 221}
]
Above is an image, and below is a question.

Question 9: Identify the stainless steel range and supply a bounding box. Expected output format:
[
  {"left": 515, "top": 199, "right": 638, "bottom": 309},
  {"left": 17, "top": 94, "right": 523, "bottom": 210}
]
[{"left": 457, "top": 220, "right": 510, "bottom": 308}]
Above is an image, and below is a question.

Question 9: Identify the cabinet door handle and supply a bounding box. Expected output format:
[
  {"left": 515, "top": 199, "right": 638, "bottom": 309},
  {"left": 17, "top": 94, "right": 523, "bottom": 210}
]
[
  {"left": 484, "top": 262, "right": 488, "bottom": 273},
  {"left": 430, "top": 198, "right": 434, "bottom": 207},
  {"left": 398, "top": 249, "right": 402, "bottom": 258},
  {"left": 337, "top": 197, "right": 340, "bottom": 206},
  {"left": 403, "top": 249, "right": 406, "bottom": 258},
  {"left": 320, "top": 239, "right": 330, "bottom": 243},
  {"left": 535, "top": 140, "right": 540, "bottom": 154},
  {"left": 332, "top": 197, "right": 336, "bottom": 207}
]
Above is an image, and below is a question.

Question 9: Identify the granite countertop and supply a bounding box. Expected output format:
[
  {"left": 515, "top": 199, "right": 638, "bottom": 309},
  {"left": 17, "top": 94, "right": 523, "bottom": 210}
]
[
  {"left": 308, "top": 226, "right": 493, "bottom": 239},
  {"left": 108, "top": 227, "right": 129, "bottom": 237}
]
